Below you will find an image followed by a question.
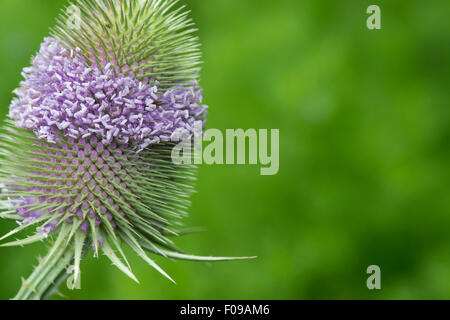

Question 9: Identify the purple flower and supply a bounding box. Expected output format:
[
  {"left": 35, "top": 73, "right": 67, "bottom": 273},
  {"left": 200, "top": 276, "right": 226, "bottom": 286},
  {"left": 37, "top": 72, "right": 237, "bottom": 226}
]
[{"left": 10, "top": 38, "right": 207, "bottom": 150}]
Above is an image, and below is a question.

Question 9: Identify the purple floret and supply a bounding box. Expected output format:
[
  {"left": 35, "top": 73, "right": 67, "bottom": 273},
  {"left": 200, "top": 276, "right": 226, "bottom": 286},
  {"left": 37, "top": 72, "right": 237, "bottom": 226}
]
[{"left": 9, "top": 37, "right": 208, "bottom": 150}]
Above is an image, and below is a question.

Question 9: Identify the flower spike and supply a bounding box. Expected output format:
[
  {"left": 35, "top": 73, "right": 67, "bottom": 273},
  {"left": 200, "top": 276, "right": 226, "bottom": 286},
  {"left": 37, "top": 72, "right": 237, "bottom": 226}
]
[{"left": 0, "top": 0, "right": 255, "bottom": 300}]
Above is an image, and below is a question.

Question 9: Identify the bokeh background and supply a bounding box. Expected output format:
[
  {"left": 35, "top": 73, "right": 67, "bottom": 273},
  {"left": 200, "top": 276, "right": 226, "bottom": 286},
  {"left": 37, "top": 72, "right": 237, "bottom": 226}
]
[{"left": 0, "top": 0, "right": 449, "bottom": 299}]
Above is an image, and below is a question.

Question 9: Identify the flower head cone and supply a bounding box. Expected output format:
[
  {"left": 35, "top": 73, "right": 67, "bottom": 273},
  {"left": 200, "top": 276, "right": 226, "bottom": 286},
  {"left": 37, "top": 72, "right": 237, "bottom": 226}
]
[{"left": 0, "top": 0, "right": 254, "bottom": 300}]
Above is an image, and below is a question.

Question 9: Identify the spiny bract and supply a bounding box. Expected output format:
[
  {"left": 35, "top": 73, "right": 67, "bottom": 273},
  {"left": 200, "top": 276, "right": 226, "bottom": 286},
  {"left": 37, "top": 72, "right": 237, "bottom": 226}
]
[{"left": 0, "top": 0, "right": 253, "bottom": 300}]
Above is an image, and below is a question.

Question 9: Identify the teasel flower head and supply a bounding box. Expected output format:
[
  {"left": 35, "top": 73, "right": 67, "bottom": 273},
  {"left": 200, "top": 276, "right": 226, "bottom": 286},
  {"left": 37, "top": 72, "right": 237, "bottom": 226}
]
[{"left": 0, "top": 0, "right": 254, "bottom": 300}]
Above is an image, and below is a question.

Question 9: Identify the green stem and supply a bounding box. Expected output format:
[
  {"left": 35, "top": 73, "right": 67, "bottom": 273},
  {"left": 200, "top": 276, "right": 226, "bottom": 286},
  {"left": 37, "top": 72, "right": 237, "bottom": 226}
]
[{"left": 13, "top": 244, "right": 75, "bottom": 300}]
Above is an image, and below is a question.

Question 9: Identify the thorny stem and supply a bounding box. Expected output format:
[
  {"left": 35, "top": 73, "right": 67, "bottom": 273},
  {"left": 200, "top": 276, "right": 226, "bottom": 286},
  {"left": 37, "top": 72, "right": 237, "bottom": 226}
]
[{"left": 13, "top": 244, "right": 75, "bottom": 300}]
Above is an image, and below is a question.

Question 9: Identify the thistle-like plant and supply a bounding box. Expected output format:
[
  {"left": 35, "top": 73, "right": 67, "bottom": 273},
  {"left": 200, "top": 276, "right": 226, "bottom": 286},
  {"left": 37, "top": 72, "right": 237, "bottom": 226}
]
[{"left": 0, "top": 0, "right": 254, "bottom": 300}]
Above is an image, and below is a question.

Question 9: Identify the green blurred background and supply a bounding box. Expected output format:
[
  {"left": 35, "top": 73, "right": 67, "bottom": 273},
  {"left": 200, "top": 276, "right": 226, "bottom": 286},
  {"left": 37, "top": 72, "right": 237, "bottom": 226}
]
[{"left": 0, "top": 0, "right": 449, "bottom": 299}]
